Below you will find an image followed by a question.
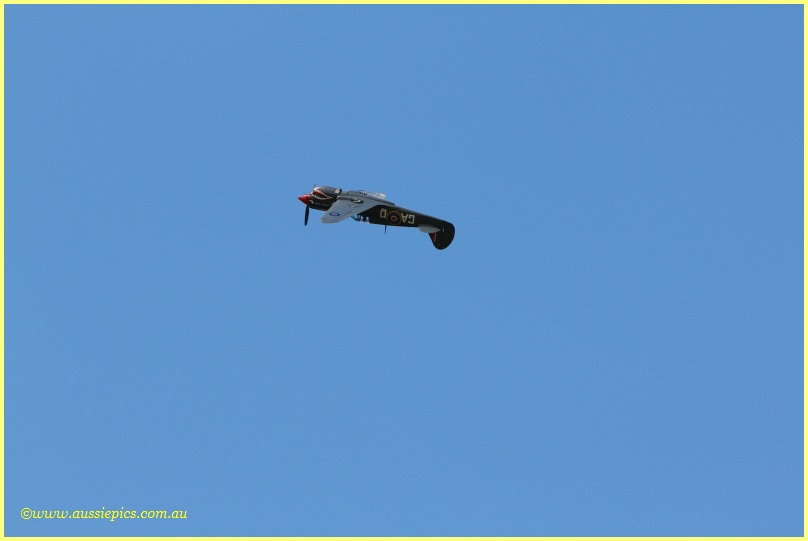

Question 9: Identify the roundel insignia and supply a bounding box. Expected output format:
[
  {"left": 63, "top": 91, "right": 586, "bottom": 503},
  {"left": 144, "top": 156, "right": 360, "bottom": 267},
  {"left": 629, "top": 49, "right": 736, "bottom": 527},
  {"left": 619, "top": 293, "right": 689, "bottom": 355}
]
[
  {"left": 386, "top": 211, "right": 401, "bottom": 224},
  {"left": 329, "top": 212, "right": 341, "bottom": 216}
]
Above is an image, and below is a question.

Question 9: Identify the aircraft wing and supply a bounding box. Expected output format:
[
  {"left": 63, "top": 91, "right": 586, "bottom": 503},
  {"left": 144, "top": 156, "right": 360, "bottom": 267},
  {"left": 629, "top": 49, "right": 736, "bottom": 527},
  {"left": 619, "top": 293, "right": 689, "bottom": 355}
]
[{"left": 320, "top": 196, "right": 387, "bottom": 223}]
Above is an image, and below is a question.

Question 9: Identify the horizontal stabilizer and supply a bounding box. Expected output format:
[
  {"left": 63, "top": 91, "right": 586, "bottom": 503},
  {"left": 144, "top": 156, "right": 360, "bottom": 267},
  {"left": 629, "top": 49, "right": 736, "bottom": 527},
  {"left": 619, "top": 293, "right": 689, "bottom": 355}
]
[{"left": 428, "top": 222, "right": 455, "bottom": 250}]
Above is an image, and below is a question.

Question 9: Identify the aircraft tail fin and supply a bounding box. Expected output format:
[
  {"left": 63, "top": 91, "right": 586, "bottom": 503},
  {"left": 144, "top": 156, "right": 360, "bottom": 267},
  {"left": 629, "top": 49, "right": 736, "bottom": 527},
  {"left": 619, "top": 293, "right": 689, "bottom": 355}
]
[{"left": 428, "top": 222, "right": 455, "bottom": 250}]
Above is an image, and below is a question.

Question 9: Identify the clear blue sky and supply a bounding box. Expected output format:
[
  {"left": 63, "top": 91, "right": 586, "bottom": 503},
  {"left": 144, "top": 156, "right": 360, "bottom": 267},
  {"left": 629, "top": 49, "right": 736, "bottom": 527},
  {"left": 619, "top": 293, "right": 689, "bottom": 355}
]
[{"left": 5, "top": 5, "right": 803, "bottom": 536}]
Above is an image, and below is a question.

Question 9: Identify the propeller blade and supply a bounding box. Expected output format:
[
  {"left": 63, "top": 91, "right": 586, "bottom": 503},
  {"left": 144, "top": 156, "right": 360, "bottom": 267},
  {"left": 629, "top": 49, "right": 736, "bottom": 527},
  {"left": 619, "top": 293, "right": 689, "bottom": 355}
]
[{"left": 303, "top": 184, "right": 314, "bottom": 226}]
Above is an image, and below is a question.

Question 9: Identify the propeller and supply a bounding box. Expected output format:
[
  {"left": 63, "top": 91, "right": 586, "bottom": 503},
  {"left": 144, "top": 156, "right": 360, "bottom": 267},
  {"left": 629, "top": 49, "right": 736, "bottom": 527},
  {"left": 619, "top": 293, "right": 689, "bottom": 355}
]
[{"left": 300, "top": 183, "right": 315, "bottom": 226}]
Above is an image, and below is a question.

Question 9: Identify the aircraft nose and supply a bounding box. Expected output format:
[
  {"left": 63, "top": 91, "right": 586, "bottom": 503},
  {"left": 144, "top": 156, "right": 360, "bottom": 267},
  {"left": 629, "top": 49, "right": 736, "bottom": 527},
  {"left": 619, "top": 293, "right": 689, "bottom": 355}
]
[{"left": 298, "top": 194, "right": 311, "bottom": 205}]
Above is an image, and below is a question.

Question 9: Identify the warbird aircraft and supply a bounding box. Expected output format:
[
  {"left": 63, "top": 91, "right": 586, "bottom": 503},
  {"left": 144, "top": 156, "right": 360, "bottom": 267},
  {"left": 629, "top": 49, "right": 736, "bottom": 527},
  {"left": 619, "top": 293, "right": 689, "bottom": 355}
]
[{"left": 298, "top": 186, "right": 455, "bottom": 250}]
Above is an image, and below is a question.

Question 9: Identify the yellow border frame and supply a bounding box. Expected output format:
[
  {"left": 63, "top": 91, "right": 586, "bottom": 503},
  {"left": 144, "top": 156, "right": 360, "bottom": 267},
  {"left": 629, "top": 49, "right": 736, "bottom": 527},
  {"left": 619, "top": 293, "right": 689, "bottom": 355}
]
[
  {"left": 0, "top": 0, "right": 806, "bottom": 3},
  {"left": 0, "top": 2, "right": 803, "bottom": 540}
]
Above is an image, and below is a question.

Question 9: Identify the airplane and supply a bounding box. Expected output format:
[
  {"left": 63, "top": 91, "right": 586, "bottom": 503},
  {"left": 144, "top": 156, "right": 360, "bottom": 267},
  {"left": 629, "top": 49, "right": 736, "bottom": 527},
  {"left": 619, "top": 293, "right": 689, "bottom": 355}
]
[{"left": 298, "top": 186, "right": 455, "bottom": 250}]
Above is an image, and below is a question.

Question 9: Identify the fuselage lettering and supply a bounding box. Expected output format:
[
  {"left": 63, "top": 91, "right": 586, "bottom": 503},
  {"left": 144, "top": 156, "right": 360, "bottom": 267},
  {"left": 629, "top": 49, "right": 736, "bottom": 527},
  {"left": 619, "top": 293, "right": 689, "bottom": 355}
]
[{"left": 379, "top": 208, "right": 415, "bottom": 225}]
